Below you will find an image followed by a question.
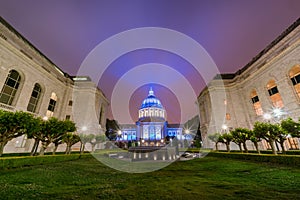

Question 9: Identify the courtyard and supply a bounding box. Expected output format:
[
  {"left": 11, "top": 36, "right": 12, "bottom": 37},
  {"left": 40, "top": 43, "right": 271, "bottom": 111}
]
[{"left": 0, "top": 155, "right": 299, "bottom": 199}]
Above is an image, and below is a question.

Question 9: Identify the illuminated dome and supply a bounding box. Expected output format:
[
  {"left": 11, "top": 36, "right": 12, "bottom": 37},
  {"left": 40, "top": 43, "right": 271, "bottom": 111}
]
[
  {"left": 140, "top": 88, "right": 163, "bottom": 109},
  {"left": 138, "top": 88, "right": 166, "bottom": 120}
]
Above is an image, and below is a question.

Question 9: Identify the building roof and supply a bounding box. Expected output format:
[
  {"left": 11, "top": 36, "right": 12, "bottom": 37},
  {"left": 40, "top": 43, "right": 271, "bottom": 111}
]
[
  {"left": 140, "top": 88, "right": 164, "bottom": 109},
  {"left": 214, "top": 17, "right": 300, "bottom": 80},
  {"left": 0, "top": 16, "right": 71, "bottom": 80}
]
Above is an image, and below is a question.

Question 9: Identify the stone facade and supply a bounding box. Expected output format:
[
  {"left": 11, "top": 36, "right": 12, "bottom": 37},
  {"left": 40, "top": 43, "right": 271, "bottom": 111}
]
[
  {"left": 0, "top": 17, "right": 108, "bottom": 153},
  {"left": 199, "top": 18, "right": 300, "bottom": 150}
]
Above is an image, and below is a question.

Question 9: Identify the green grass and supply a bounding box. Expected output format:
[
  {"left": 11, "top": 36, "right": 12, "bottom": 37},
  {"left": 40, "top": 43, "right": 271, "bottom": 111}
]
[{"left": 0, "top": 155, "right": 299, "bottom": 200}]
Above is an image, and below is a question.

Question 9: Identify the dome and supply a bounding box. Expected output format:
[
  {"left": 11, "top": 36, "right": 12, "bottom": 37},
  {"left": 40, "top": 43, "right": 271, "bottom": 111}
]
[{"left": 140, "top": 88, "right": 163, "bottom": 109}]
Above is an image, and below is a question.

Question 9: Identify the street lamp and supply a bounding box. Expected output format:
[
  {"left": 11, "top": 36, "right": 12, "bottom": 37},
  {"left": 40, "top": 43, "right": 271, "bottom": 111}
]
[
  {"left": 81, "top": 126, "right": 87, "bottom": 131},
  {"left": 263, "top": 113, "right": 272, "bottom": 122},
  {"left": 43, "top": 116, "right": 48, "bottom": 121},
  {"left": 222, "top": 124, "right": 228, "bottom": 133},
  {"left": 184, "top": 129, "right": 190, "bottom": 134}
]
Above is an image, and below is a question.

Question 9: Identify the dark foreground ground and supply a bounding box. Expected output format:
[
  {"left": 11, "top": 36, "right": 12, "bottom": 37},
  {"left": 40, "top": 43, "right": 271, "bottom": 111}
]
[{"left": 0, "top": 155, "right": 299, "bottom": 200}]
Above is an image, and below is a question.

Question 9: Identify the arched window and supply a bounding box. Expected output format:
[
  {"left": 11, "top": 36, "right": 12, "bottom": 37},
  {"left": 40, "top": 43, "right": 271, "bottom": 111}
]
[
  {"left": 250, "top": 89, "right": 263, "bottom": 116},
  {"left": 27, "top": 83, "right": 42, "bottom": 113},
  {"left": 289, "top": 65, "right": 300, "bottom": 98},
  {"left": 46, "top": 92, "right": 57, "bottom": 117},
  {"left": 0, "top": 70, "right": 21, "bottom": 105},
  {"left": 99, "top": 105, "right": 104, "bottom": 124},
  {"left": 225, "top": 113, "right": 231, "bottom": 120},
  {"left": 266, "top": 80, "right": 284, "bottom": 108}
]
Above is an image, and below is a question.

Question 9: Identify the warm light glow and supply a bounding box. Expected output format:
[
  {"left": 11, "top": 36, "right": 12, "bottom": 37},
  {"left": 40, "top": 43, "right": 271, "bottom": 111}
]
[
  {"left": 118, "top": 130, "right": 122, "bottom": 135},
  {"left": 263, "top": 113, "right": 272, "bottom": 120},
  {"left": 222, "top": 124, "right": 228, "bottom": 130},
  {"left": 273, "top": 108, "right": 282, "bottom": 117},
  {"left": 43, "top": 116, "right": 48, "bottom": 121},
  {"left": 184, "top": 129, "right": 190, "bottom": 134},
  {"left": 81, "top": 126, "right": 87, "bottom": 131}
]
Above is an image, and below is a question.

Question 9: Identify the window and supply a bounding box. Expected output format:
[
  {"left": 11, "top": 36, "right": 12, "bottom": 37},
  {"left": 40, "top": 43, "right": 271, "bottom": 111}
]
[
  {"left": 27, "top": 83, "right": 42, "bottom": 113},
  {"left": 225, "top": 113, "right": 231, "bottom": 120},
  {"left": 68, "top": 100, "right": 73, "bottom": 106},
  {"left": 99, "top": 105, "right": 104, "bottom": 124},
  {"left": 268, "top": 86, "right": 279, "bottom": 96},
  {"left": 250, "top": 90, "right": 263, "bottom": 116},
  {"left": 266, "top": 80, "right": 284, "bottom": 108},
  {"left": 65, "top": 115, "right": 70, "bottom": 120},
  {"left": 46, "top": 92, "right": 57, "bottom": 117},
  {"left": 0, "top": 70, "right": 21, "bottom": 105},
  {"left": 289, "top": 65, "right": 300, "bottom": 98}
]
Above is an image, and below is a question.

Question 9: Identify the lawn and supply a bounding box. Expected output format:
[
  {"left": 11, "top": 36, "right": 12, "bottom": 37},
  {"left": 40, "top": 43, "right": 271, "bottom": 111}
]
[{"left": 0, "top": 155, "right": 299, "bottom": 200}]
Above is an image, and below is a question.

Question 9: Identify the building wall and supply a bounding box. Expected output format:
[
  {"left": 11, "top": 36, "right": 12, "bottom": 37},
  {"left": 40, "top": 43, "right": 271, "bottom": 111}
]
[
  {"left": 199, "top": 19, "right": 300, "bottom": 150},
  {"left": 0, "top": 18, "right": 108, "bottom": 154}
]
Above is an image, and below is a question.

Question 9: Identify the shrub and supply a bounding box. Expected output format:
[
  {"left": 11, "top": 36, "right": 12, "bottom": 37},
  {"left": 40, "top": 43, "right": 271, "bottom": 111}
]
[{"left": 208, "top": 152, "right": 300, "bottom": 167}]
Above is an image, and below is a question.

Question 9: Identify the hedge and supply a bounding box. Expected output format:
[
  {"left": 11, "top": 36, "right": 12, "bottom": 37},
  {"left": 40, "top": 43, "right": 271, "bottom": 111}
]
[
  {"left": 208, "top": 152, "right": 300, "bottom": 167},
  {"left": 217, "top": 150, "right": 300, "bottom": 155},
  {"left": 0, "top": 151, "right": 90, "bottom": 157},
  {"left": 0, "top": 154, "right": 92, "bottom": 170}
]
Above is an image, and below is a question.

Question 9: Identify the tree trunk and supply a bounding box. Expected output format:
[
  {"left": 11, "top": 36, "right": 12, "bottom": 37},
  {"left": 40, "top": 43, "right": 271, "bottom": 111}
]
[
  {"left": 0, "top": 141, "right": 7, "bottom": 157},
  {"left": 33, "top": 140, "right": 40, "bottom": 156},
  {"left": 226, "top": 143, "right": 230, "bottom": 152},
  {"left": 253, "top": 141, "right": 260, "bottom": 154},
  {"left": 92, "top": 144, "right": 96, "bottom": 153},
  {"left": 238, "top": 143, "right": 243, "bottom": 152},
  {"left": 280, "top": 141, "right": 286, "bottom": 154},
  {"left": 39, "top": 142, "right": 48, "bottom": 156},
  {"left": 39, "top": 146, "right": 46, "bottom": 155},
  {"left": 243, "top": 142, "right": 248, "bottom": 153},
  {"left": 30, "top": 139, "right": 40, "bottom": 156},
  {"left": 269, "top": 140, "right": 277, "bottom": 155},
  {"left": 80, "top": 143, "right": 85, "bottom": 154},
  {"left": 65, "top": 145, "right": 71, "bottom": 154},
  {"left": 53, "top": 144, "right": 59, "bottom": 155},
  {"left": 215, "top": 143, "right": 218, "bottom": 151}
]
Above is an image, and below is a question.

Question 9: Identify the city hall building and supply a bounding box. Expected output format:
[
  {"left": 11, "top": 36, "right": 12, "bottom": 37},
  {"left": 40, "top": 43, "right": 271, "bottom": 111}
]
[
  {"left": 199, "top": 18, "right": 300, "bottom": 150},
  {"left": 118, "top": 88, "right": 191, "bottom": 146},
  {"left": 0, "top": 17, "right": 108, "bottom": 153}
]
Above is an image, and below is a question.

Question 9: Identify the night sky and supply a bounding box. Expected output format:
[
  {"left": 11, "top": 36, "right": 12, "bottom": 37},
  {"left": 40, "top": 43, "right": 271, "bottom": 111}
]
[{"left": 1, "top": 0, "right": 299, "bottom": 124}]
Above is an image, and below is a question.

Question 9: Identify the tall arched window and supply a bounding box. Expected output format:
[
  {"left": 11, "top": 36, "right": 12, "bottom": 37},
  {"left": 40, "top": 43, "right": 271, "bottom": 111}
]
[
  {"left": 250, "top": 89, "right": 263, "bottom": 116},
  {"left": 266, "top": 80, "right": 284, "bottom": 108},
  {"left": 99, "top": 105, "right": 104, "bottom": 124},
  {"left": 0, "top": 70, "right": 21, "bottom": 105},
  {"left": 27, "top": 83, "right": 42, "bottom": 113},
  {"left": 289, "top": 65, "right": 300, "bottom": 98},
  {"left": 46, "top": 92, "right": 57, "bottom": 117}
]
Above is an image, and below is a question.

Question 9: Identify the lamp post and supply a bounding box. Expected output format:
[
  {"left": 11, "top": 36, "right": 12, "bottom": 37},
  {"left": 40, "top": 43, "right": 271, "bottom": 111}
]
[
  {"left": 81, "top": 126, "right": 87, "bottom": 132},
  {"left": 263, "top": 113, "right": 272, "bottom": 122},
  {"left": 221, "top": 124, "right": 228, "bottom": 134}
]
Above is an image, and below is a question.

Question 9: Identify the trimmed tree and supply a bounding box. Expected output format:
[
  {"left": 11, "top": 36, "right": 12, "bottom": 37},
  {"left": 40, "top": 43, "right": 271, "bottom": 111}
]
[
  {"left": 230, "top": 130, "right": 243, "bottom": 152},
  {"left": 249, "top": 130, "right": 262, "bottom": 154},
  {"left": 0, "top": 110, "right": 40, "bottom": 156},
  {"left": 90, "top": 134, "right": 106, "bottom": 152},
  {"left": 219, "top": 133, "right": 233, "bottom": 152},
  {"left": 231, "top": 128, "right": 251, "bottom": 153},
  {"left": 281, "top": 117, "right": 300, "bottom": 138},
  {"left": 79, "top": 134, "right": 94, "bottom": 154},
  {"left": 253, "top": 121, "right": 279, "bottom": 155},
  {"left": 208, "top": 132, "right": 222, "bottom": 151},
  {"left": 276, "top": 125, "right": 289, "bottom": 154},
  {"left": 52, "top": 120, "right": 76, "bottom": 155},
  {"left": 38, "top": 118, "right": 76, "bottom": 155},
  {"left": 62, "top": 133, "right": 81, "bottom": 154}
]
